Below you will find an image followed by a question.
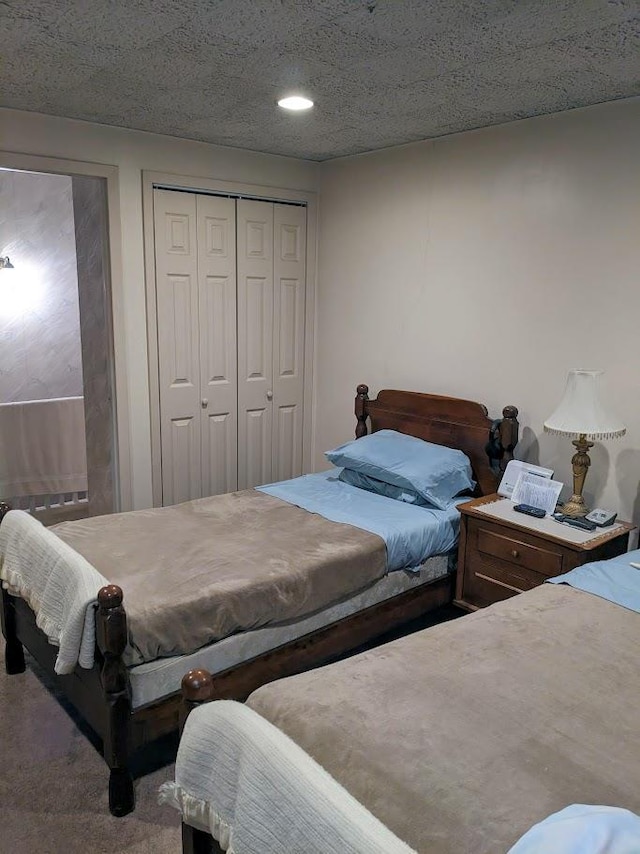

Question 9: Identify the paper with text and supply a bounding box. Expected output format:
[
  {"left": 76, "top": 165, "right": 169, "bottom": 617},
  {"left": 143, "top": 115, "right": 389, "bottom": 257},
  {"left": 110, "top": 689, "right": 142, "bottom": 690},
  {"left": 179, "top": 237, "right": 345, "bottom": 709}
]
[
  {"left": 498, "top": 460, "right": 554, "bottom": 498},
  {"left": 511, "top": 472, "right": 564, "bottom": 514}
]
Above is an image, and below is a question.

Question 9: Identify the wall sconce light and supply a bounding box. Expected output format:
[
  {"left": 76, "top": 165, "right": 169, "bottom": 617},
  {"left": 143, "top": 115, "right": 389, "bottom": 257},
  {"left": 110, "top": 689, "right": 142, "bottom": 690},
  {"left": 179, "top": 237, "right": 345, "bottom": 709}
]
[{"left": 0, "top": 256, "right": 14, "bottom": 269}]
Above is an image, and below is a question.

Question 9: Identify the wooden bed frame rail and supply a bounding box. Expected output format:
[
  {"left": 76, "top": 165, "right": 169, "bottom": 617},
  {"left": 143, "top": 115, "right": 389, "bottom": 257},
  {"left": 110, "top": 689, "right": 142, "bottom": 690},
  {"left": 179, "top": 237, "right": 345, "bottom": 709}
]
[{"left": 0, "top": 385, "right": 518, "bottom": 818}]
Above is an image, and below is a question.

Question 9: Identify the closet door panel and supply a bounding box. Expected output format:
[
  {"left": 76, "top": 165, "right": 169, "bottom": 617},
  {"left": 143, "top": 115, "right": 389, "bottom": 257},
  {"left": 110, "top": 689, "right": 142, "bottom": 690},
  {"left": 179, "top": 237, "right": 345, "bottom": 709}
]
[
  {"left": 274, "top": 404, "right": 299, "bottom": 482},
  {"left": 237, "top": 199, "right": 274, "bottom": 489},
  {"left": 197, "top": 195, "right": 238, "bottom": 495},
  {"left": 244, "top": 407, "right": 271, "bottom": 488},
  {"left": 154, "top": 189, "right": 201, "bottom": 505},
  {"left": 168, "top": 417, "right": 197, "bottom": 505},
  {"left": 272, "top": 204, "right": 306, "bottom": 481},
  {"left": 204, "top": 411, "right": 235, "bottom": 496}
]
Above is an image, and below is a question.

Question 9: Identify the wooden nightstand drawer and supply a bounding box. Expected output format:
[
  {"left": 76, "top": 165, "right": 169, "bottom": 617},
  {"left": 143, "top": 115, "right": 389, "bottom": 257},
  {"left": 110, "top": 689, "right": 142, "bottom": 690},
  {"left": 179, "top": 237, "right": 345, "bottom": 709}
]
[
  {"left": 464, "top": 553, "right": 543, "bottom": 607},
  {"left": 476, "top": 526, "right": 563, "bottom": 577}
]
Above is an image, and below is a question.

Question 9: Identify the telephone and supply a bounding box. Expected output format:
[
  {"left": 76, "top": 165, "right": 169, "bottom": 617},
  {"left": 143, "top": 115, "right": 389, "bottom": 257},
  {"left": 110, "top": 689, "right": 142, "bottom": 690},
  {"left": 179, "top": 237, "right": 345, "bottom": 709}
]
[{"left": 584, "top": 508, "right": 617, "bottom": 527}]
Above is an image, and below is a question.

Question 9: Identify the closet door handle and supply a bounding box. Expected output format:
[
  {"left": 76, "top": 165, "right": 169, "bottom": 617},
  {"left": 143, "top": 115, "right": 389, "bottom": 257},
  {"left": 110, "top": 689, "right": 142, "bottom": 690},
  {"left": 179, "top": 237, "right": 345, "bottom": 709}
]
[
  {"left": 201, "top": 398, "right": 209, "bottom": 408},
  {"left": 266, "top": 390, "right": 273, "bottom": 401}
]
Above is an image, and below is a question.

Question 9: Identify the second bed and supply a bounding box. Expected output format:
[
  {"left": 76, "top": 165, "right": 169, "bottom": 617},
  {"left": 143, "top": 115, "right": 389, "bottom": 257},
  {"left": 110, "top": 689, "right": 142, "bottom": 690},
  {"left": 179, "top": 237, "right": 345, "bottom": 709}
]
[{"left": 168, "top": 551, "right": 640, "bottom": 853}]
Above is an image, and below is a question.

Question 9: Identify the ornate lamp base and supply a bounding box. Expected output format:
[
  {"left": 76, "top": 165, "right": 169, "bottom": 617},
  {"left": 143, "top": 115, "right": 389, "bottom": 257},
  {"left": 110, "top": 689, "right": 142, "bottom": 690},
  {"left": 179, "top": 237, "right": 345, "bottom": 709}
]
[
  {"left": 561, "top": 494, "right": 589, "bottom": 518},
  {"left": 561, "top": 434, "right": 593, "bottom": 518}
]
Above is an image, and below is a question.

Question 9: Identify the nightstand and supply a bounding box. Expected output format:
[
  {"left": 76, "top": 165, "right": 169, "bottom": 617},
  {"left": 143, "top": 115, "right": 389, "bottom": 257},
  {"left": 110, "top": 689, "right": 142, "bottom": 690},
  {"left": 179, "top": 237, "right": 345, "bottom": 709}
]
[{"left": 454, "top": 494, "right": 635, "bottom": 611}]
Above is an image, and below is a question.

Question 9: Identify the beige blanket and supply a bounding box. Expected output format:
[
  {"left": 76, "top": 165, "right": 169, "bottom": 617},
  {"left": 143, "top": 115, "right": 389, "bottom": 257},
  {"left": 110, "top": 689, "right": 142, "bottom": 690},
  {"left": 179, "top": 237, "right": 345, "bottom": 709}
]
[
  {"left": 52, "top": 490, "right": 387, "bottom": 666},
  {"left": 248, "top": 584, "right": 640, "bottom": 853}
]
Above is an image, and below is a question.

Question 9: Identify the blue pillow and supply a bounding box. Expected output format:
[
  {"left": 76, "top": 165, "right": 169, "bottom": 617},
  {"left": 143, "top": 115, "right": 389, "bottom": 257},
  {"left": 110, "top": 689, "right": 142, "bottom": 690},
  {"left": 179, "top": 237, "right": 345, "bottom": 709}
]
[
  {"left": 338, "top": 468, "right": 429, "bottom": 505},
  {"left": 325, "top": 429, "right": 475, "bottom": 510}
]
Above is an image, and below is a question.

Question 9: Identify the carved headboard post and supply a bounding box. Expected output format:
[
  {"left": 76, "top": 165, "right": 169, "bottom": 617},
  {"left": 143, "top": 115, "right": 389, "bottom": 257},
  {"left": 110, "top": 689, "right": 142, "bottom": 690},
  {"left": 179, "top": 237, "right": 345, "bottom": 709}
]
[
  {"left": 498, "top": 405, "right": 519, "bottom": 472},
  {"left": 355, "top": 384, "right": 369, "bottom": 438},
  {"left": 486, "top": 405, "right": 519, "bottom": 476}
]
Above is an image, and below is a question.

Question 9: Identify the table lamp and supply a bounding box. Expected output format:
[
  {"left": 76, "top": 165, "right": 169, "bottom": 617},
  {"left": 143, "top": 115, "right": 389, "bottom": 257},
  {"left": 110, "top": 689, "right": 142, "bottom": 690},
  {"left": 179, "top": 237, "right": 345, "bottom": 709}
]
[{"left": 543, "top": 370, "right": 625, "bottom": 517}]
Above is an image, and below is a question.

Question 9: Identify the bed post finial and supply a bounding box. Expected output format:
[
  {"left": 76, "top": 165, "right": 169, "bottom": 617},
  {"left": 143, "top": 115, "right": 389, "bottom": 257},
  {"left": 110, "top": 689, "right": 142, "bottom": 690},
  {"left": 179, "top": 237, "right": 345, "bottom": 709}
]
[
  {"left": 355, "top": 384, "right": 369, "bottom": 438},
  {"left": 96, "top": 584, "right": 134, "bottom": 817},
  {"left": 97, "top": 584, "right": 123, "bottom": 610},
  {"left": 181, "top": 669, "right": 216, "bottom": 728}
]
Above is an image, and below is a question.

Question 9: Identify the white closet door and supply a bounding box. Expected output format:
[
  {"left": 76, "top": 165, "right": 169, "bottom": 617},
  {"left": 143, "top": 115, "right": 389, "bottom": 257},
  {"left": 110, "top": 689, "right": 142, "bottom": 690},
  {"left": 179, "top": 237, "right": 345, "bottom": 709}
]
[
  {"left": 272, "top": 204, "right": 306, "bottom": 481},
  {"left": 197, "top": 195, "right": 238, "bottom": 495},
  {"left": 236, "top": 199, "right": 274, "bottom": 489},
  {"left": 154, "top": 190, "right": 201, "bottom": 505}
]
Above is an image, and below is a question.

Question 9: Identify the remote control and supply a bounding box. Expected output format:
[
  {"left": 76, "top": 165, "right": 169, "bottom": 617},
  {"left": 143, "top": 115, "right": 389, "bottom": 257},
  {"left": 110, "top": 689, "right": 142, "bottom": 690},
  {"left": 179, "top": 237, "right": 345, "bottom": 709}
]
[
  {"left": 513, "top": 504, "right": 546, "bottom": 518},
  {"left": 552, "top": 513, "right": 597, "bottom": 531}
]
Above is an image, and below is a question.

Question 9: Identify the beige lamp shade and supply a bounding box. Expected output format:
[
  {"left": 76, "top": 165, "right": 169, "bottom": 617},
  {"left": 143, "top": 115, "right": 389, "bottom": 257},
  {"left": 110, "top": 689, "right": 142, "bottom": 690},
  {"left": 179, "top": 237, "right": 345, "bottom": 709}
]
[{"left": 544, "top": 370, "right": 625, "bottom": 440}]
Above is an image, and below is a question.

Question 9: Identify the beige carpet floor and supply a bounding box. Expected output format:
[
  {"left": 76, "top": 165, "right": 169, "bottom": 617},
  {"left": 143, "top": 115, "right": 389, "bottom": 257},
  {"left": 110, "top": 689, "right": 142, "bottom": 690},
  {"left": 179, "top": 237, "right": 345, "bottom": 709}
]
[
  {"left": 0, "top": 635, "right": 181, "bottom": 854},
  {"left": 0, "top": 605, "right": 461, "bottom": 853}
]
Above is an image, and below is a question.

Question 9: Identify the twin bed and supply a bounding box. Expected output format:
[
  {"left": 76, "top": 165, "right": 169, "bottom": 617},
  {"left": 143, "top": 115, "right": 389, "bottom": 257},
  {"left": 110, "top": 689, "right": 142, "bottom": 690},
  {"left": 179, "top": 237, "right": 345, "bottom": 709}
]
[
  {"left": 0, "top": 384, "right": 519, "bottom": 816},
  {"left": 167, "top": 552, "right": 640, "bottom": 853}
]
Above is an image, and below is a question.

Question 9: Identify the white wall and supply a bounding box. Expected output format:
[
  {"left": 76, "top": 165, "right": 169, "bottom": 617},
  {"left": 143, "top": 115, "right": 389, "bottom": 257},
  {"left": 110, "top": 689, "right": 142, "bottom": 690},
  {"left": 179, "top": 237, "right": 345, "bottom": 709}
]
[
  {"left": 0, "top": 108, "right": 319, "bottom": 509},
  {"left": 316, "top": 98, "right": 640, "bottom": 524}
]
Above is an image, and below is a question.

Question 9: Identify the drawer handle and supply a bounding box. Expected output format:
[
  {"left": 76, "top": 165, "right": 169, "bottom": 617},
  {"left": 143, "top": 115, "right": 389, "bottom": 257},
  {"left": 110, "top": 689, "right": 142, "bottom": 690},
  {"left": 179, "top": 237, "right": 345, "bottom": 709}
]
[{"left": 511, "top": 549, "right": 520, "bottom": 559}]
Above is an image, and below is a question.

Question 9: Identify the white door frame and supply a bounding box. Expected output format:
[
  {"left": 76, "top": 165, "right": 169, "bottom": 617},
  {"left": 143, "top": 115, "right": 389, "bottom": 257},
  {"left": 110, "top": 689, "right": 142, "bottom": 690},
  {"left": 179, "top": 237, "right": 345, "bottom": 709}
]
[
  {"left": 0, "top": 150, "right": 132, "bottom": 511},
  {"left": 142, "top": 170, "right": 318, "bottom": 507}
]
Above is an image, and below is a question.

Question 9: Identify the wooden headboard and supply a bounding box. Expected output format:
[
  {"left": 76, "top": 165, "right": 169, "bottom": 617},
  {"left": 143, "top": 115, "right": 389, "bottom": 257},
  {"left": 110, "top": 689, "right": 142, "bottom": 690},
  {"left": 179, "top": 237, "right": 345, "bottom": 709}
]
[{"left": 354, "top": 384, "right": 519, "bottom": 497}]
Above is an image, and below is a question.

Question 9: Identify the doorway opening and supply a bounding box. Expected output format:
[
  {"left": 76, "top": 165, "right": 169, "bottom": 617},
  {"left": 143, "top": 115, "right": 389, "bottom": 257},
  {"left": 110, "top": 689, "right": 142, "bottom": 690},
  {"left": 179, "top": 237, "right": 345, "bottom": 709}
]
[{"left": 0, "top": 168, "right": 117, "bottom": 524}]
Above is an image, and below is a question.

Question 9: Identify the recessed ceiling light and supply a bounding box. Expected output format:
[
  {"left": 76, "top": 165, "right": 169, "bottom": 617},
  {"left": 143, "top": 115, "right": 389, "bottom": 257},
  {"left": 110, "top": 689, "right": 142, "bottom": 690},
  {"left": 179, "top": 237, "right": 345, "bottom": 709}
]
[{"left": 278, "top": 96, "right": 314, "bottom": 111}]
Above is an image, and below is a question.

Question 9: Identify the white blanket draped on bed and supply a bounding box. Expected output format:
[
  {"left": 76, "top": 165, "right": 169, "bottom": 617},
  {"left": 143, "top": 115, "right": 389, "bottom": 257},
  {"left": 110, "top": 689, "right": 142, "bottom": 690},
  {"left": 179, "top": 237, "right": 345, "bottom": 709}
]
[
  {"left": 159, "top": 700, "right": 415, "bottom": 854},
  {"left": 0, "top": 509, "right": 107, "bottom": 674}
]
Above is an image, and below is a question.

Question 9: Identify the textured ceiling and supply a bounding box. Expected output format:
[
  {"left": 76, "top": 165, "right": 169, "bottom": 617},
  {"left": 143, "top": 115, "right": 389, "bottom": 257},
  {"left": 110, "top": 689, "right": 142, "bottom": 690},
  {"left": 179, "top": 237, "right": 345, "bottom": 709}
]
[{"left": 2, "top": 0, "right": 640, "bottom": 161}]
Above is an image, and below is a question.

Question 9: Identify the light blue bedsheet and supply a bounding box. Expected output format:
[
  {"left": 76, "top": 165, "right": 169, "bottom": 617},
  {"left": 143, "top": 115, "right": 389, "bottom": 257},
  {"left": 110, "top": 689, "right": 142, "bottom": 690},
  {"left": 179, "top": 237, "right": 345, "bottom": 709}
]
[
  {"left": 547, "top": 548, "right": 640, "bottom": 613},
  {"left": 257, "top": 469, "right": 462, "bottom": 572},
  {"left": 508, "top": 804, "right": 640, "bottom": 854}
]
